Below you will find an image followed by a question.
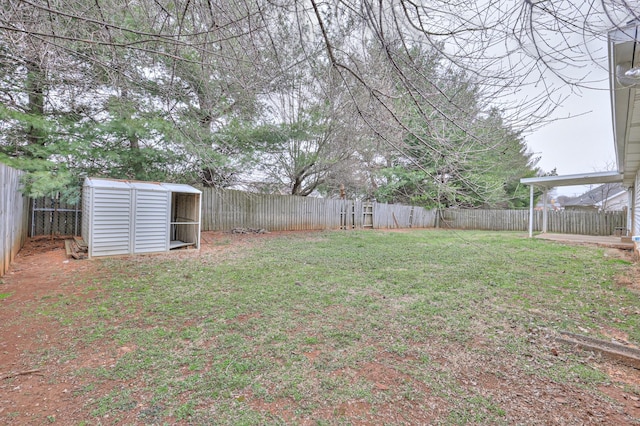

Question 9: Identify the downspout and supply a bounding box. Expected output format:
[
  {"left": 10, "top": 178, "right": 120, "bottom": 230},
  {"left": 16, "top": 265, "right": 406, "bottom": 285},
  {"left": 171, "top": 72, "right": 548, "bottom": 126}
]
[
  {"left": 529, "top": 185, "right": 534, "bottom": 238},
  {"left": 629, "top": 187, "right": 634, "bottom": 236}
]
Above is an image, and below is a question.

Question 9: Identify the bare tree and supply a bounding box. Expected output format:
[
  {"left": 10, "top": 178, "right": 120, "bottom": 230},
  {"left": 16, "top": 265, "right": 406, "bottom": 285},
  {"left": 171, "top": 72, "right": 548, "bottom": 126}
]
[
  {"left": 249, "top": 62, "right": 358, "bottom": 195},
  {"left": 2, "top": 1, "right": 634, "bottom": 122}
]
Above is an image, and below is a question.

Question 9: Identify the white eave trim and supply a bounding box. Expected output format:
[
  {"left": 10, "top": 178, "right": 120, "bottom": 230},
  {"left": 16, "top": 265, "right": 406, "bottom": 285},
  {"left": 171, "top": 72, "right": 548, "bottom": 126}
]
[
  {"left": 604, "top": 190, "right": 628, "bottom": 202},
  {"left": 520, "top": 171, "right": 623, "bottom": 188},
  {"left": 609, "top": 23, "right": 640, "bottom": 184}
]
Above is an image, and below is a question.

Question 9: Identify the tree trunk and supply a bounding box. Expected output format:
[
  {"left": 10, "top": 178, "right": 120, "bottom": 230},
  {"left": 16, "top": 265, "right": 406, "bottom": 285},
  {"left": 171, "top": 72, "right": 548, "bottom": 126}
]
[
  {"left": 25, "top": 59, "right": 46, "bottom": 151},
  {"left": 119, "top": 86, "right": 144, "bottom": 177}
]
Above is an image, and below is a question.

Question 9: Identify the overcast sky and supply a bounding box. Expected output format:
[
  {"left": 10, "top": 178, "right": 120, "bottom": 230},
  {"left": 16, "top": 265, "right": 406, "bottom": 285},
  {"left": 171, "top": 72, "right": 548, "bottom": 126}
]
[
  {"left": 523, "top": 37, "right": 615, "bottom": 197},
  {"left": 525, "top": 88, "right": 615, "bottom": 196}
]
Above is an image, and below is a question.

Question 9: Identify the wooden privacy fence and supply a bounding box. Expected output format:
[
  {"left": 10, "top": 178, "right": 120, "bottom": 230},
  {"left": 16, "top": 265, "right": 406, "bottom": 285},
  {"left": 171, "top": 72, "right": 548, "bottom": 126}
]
[
  {"left": 1, "top": 163, "right": 29, "bottom": 277},
  {"left": 439, "top": 209, "right": 530, "bottom": 231},
  {"left": 200, "top": 188, "right": 437, "bottom": 231},
  {"left": 26, "top": 187, "right": 627, "bottom": 237},
  {"left": 440, "top": 209, "right": 627, "bottom": 236},
  {"left": 200, "top": 189, "right": 626, "bottom": 235},
  {"left": 540, "top": 210, "right": 626, "bottom": 236}
]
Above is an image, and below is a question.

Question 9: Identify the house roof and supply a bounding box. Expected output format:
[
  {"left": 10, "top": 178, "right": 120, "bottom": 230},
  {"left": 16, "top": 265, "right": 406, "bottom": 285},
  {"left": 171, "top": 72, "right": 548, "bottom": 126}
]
[
  {"left": 609, "top": 22, "right": 640, "bottom": 186},
  {"left": 563, "top": 183, "right": 627, "bottom": 207}
]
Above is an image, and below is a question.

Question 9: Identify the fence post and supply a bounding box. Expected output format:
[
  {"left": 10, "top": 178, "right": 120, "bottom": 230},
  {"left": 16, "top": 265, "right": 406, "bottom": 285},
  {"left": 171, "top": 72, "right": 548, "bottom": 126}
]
[{"left": 528, "top": 185, "right": 534, "bottom": 237}]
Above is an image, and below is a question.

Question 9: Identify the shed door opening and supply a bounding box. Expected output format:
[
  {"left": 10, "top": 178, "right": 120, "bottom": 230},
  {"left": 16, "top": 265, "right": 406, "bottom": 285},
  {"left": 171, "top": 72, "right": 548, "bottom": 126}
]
[{"left": 170, "top": 192, "right": 200, "bottom": 250}]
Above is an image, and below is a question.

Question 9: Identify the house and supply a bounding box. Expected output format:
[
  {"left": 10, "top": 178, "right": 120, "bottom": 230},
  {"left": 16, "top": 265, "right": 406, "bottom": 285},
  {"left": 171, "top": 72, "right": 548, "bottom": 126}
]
[
  {"left": 521, "top": 22, "right": 639, "bottom": 237},
  {"left": 609, "top": 23, "right": 640, "bottom": 234},
  {"left": 563, "top": 183, "right": 628, "bottom": 211},
  {"left": 534, "top": 194, "right": 563, "bottom": 211}
]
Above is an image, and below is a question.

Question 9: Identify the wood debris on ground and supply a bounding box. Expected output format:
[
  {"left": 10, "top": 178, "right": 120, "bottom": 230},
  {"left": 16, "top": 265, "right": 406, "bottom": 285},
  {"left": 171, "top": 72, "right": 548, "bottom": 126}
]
[
  {"left": 230, "top": 227, "right": 269, "bottom": 234},
  {"left": 64, "top": 236, "right": 88, "bottom": 259}
]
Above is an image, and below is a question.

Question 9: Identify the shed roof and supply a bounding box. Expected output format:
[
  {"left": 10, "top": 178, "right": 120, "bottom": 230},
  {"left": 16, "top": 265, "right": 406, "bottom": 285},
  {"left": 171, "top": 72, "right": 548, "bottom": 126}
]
[
  {"left": 84, "top": 177, "right": 201, "bottom": 194},
  {"left": 161, "top": 182, "right": 202, "bottom": 194}
]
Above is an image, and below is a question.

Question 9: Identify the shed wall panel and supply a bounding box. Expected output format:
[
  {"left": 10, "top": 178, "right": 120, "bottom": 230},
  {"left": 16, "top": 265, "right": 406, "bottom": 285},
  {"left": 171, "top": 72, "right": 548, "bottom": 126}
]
[
  {"left": 134, "top": 190, "right": 169, "bottom": 253},
  {"left": 91, "top": 188, "right": 132, "bottom": 256}
]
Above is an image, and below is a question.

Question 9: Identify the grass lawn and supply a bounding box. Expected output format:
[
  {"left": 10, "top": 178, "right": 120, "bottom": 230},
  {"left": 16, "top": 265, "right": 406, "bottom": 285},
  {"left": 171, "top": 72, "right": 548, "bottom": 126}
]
[{"left": 10, "top": 230, "right": 640, "bottom": 424}]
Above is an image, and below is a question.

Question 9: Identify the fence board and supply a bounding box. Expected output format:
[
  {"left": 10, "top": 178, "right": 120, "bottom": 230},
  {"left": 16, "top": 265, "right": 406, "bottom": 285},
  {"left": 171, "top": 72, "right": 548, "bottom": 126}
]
[{"left": 1, "top": 163, "right": 29, "bottom": 277}]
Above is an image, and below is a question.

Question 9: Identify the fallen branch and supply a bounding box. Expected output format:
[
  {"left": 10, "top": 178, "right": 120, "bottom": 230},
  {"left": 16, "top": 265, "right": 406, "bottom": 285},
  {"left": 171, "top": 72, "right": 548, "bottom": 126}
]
[{"left": 1, "top": 369, "right": 43, "bottom": 380}]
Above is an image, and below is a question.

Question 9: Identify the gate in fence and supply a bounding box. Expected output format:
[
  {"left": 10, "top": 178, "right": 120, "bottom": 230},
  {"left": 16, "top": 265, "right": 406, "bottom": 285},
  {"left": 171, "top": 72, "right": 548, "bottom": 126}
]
[
  {"left": 30, "top": 196, "right": 81, "bottom": 237},
  {"left": 362, "top": 202, "right": 374, "bottom": 228},
  {"left": 339, "top": 201, "right": 378, "bottom": 229}
]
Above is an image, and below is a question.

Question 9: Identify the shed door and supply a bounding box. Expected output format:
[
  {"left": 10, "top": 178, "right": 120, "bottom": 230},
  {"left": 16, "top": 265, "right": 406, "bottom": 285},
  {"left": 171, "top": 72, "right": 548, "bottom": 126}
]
[
  {"left": 134, "top": 190, "right": 169, "bottom": 253},
  {"left": 91, "top": 188, "right": 132, "bottom": 256}
]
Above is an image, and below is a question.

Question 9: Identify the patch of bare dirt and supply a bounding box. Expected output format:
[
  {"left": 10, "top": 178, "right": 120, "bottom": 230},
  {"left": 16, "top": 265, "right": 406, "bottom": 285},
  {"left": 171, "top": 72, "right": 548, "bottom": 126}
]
[
  {"left": 603, "top": 247, "right": 634, "bottom": 260},
  {"left": 0, "top": 237, "right": 98, "bottom": 423},
  {"left": 615, "top": 257, "right": 640, "bottom": 296},
  {"left": 0, "top": 231, "right": 318, "bottom": 424}
]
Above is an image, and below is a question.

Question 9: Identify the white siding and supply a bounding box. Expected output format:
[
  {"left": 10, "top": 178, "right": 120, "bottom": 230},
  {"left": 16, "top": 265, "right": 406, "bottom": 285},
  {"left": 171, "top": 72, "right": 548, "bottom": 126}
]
[
  {"left": 604, "top": 191, "right": 629, "bottom": 212},
  {"left": 134, "top": 190, "right": 169, "bottom": 253},
  {"left": 635, "top": 173, "right": 640, "bottom": 236},
  {"left": 91, "top": 188, "right": 132, "bottom": 257}
]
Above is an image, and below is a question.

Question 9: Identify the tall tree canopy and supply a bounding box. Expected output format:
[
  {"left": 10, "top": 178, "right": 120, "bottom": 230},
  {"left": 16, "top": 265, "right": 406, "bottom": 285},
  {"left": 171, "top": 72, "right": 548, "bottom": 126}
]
[{"left": 0, "top": 1, "right": 635, "bottom": 205}]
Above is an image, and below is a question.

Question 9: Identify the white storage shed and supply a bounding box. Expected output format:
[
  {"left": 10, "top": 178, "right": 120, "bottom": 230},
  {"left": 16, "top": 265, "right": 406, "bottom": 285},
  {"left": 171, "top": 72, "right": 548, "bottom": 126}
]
[{"left": 82, "top": 178, "right": 202, "bottom": 258}]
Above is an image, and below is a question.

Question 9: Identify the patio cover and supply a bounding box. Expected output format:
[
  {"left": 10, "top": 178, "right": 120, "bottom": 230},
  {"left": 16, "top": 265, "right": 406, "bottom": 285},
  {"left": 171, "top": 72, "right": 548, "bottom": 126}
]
[
  {"left": 520, "top": 22, "right": 639, "bottom": 238},
  {"left": 520, "top": 171, "right": 624, "bottom": 237}
]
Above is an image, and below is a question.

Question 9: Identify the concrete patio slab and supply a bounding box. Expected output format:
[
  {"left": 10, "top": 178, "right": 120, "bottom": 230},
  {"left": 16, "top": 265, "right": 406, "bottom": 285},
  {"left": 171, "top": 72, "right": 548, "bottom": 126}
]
[{"left": 534, "top": 233, "right": 634, "bottom": 250}]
